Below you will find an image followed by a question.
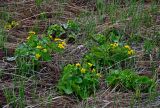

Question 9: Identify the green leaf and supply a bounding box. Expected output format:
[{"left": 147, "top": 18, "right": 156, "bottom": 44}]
[
  {"left": 110, "top": 32, "right": 120, "bottom": 42},
  {"left": 64, "top": 88, "right": 73, "bottom": 94},
  {"left": 42, "top": 54, "right": 51, "bottom": 61},
  {"left": 35, "top": 0, "right": 43, "bottom": 6},
  {"left": 75, "top": 77, "right": 82, "bottom": 84}
]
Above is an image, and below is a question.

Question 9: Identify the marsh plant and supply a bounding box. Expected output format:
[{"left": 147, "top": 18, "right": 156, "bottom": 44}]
[
  {"left": 15, "top": 20, "right": 79, "bottom": 75},
  {"left": 15, "top": 31, "right": 66, "bottom": 74},
  {"left": 106, "top": 69, "right": 157, "bottom": 95},
  {"left": 58, "top": 63, "right": 101, "bottom": 99},
  {"left": 84, "top": 34, "right": 135, "bottom": 68}
]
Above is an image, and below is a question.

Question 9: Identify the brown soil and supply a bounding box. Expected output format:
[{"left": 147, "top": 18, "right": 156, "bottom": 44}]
[{"left": 0, "top": 89, "right": 6, "bottom": 107}]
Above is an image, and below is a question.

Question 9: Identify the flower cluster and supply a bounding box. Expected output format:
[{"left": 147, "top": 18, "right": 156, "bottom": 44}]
[
  {"left": 35, "top": 53, "right": 41, "bottom": 59},
  {"left": 4, "top": 21, "right": 19, "bottom": 30},
  {"left": 54, "top": 38, "right": 62, "bottom": 41},
  {"left": 27, "top": 31, "right": 36, "bottom": 40},
  {"left": 85, "top": 42, "right": 136, "bottom": 68},
  {"left": 110, "top": 43, "right": 135, "bottom": 56},
  {"left": 110, "top": 42, "right": 118, "bottom": 48},
  {"left": 17, "top": 30, "right": 67, "bottom": 63},
  {"left": 35, "top": 45, "right": 48, "bottom": 60},
  {"left": 124, "top": 45, "right": 134, "bottom": 55},
  {"left": 58, "top": 41, "right": 66, "bottom": 49},
  {"left": 57, "top": 63, "right": 101, "bottom": 99},
  {"left": 48, "top": 37, "right": 67, "bottom": 49},
  {"left": 75, "top": 62, "right": 102, "bottom": 78}
]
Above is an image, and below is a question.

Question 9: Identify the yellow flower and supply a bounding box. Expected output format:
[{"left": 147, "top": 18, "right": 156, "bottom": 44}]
[
  {"left": 110, "top": 43, "right": 118, "bottom": 48},
  {"left": 96, "top": 73, "right": 102, "bottom": 78},
  {"left": 29, "top": 31, "right": 36, "bottom": 35},
  {"left": 58, "top": 43, "right": 65, "bottom": 49},
  {"left": 36, "top": 45, "right": 42, "bottom": 49},
  {"left": 76, "top": 63, "right": 81, "bottom": 67},
  {"left": 35, "top": 53, "right": 41, "bottom": 59},
  {"left": 61, "top": 41, "right": 66, "bottom": 46},
  {"left": 128, "top": 50, "right": 134, "bottom": 55},
  {"left": 58, "top": 41, "right": 66, "bottom": 49},
  {"left": 43, "top": 49, "right": 47, "bottom": 53},
  {"left": 81, "top": 68, "right": 86, "bottom": 73},
  {"left": 54, "top": 38, "right": 62, "bottom": 41},
  {"left": 27, "top": 31, "right": 36, "bottom": 40},
  {"left": 27, "top": 36, "right": 31, "bottom": 40},
  {"left": 11, "top": 21, "right": 19, "bottom": 26},
  {"left": 114, "top": 43, "right": 118, "bottom": 46},
  {"left": 92, "top": 69, "right": 96, "bottom": 72},
  {"left": 88, "top": 63, "right": 93, "bottom": 67},
  {"left": 49, "top": 35, "right": 53, "bottom": 39},
  {"left": 4, "top": 23, "right": 12, "bottom": 30},
  {"left": 124, "top": 45, "right": 131, "bottom": 50}
]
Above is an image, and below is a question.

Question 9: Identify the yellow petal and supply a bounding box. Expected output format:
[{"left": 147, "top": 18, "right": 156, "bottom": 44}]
[
  {"left": 61, "top": 41, "right": 66, "bottom": 46},
  {"left": 36, "top": 45, "right": 42, "bottom": 49},
  {"left": 29, "top": 31, "right": 36, "bottom": 35},
  {"left": 88, "top": 63, "right": 93, "bottom": 67},
  {"left": 54, "top": 38, "right": 62, "bottom": 41},
  {"left": 76, "top": 63, "right": 81, "bottom": 67},
  {"left": 43, "top": 49, "right": 47, "bottom": 53},
  {"left": 81, "top": 68, "right": 86, "bottom": 73},
  {"left": 96, "top": 73, "right": 102, "bottom": 78},
  {"left": 92, "top": 69, "right": 96, "bottom": 72},
  {"left": 35, "top": 54, "right": 41, "bottom": 59},
  {"left": 124, "top": 45, "right": 131, "bottom": 50},
  {"left": 4, "top": 24, "right": 12, "bottom": 30},
  {"left": 27, "top": 36, "right": 31, "bottom": 40},
  {"left": 49, "top": 35, "right": 53, "bottom": 39},
  {"left": 58, "top": 44, "right": 65, "bottom": 49},
  {"left": 11, "top": 21, "right": 19, "bottom": 26},
  {"left": 128, "top": 50, "right": 134, "bottom": 55}
]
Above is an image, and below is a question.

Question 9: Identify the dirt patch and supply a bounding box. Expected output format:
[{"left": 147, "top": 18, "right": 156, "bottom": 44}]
[{"left": 0, "top": 90, "right": 7, "bottom": 107}]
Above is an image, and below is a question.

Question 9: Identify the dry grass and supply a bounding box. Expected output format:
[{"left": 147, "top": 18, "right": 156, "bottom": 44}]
[{"left": 0, "top": 0, "right": 160, "bottom": 108}]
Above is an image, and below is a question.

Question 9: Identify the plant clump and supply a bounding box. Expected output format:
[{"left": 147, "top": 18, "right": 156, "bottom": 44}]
[
  {"left": 106, "top": 69, "right": 156, "bottom": 93},
  {"left": 57, "top": 62, "right": 101, "bottom": 99}
]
